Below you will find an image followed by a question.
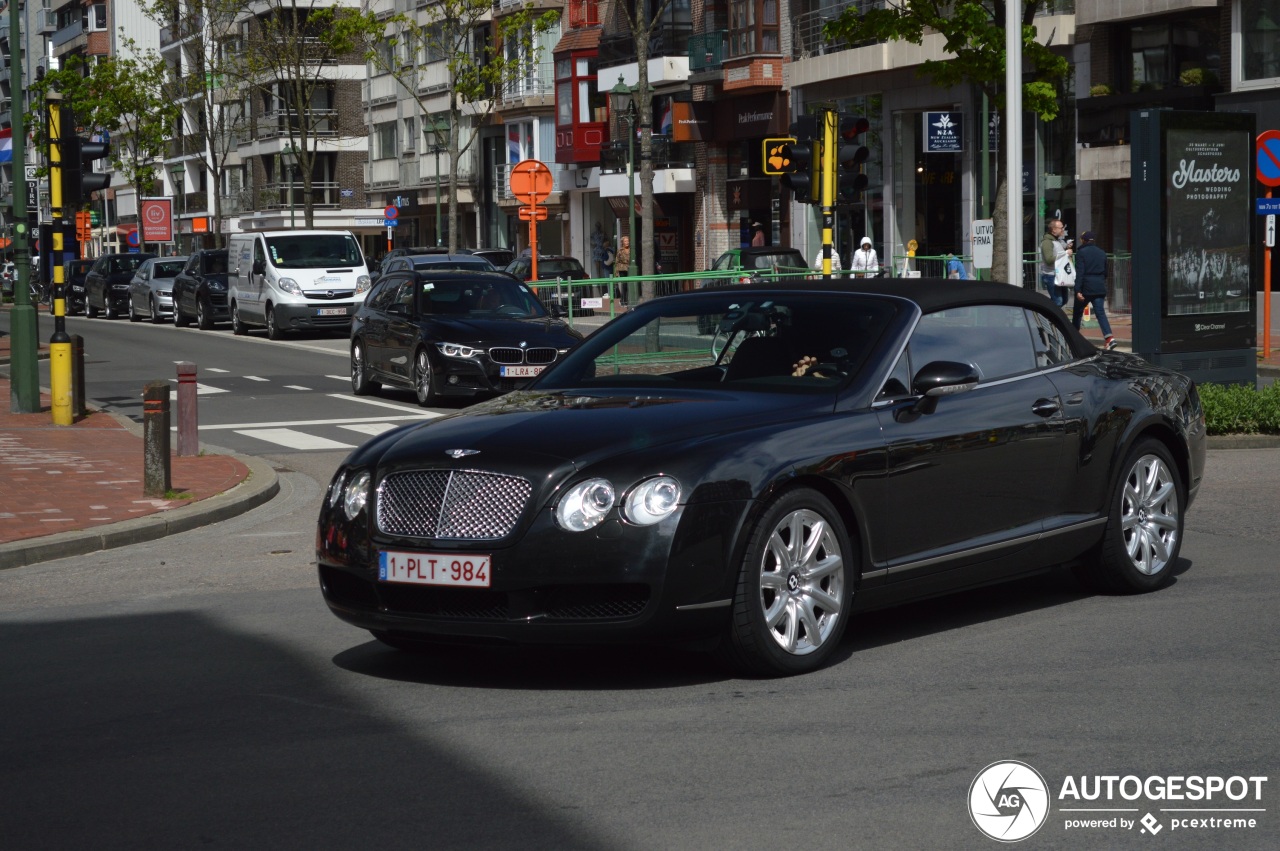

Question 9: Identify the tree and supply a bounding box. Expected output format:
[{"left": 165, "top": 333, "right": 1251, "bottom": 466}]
[
  {"left": 240, "top": 0, "right": 370, "bottom": 228},
  {"left": 613, "top": 0, "right": 675, "bottom": 294},
  {"left": 37, "top": 41, "right": 182, "bottom": 253},
  {"left": 825, "top": 0, "right": 1070, "bottom": 282},
  {"left": 335, "top": 0, "right": 560, "bottom": 254},
  {"left": 141, "top": 0, "right": 255, "bottom": 247}
]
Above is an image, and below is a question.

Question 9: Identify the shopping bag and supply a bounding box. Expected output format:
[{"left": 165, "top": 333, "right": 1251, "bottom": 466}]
[{"left": 1054, "top": 254, "right": 1076, "bottom": 287}]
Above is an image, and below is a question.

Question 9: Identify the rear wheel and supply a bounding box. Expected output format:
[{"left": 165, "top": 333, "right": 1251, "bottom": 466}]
[
  {"left": 128, "top": 297, "right": 142, "bottom": 322},
  {"left": 173, "top": 299, "right": 191, "bottom": 327},
  {"left": 717, "top": 488, "right": 854, "bottom": 676},
  {"left": 266, "top": 305, "right": 285, "bottom": 340},
  {"left": 413, "top": 348, "right": 437, "bottom": 407},
  {"left": 351, "top": 340, "right": 380, "bottom": 396},
  {"left": 196, "top": 297, "right": 214, "bottom": 330},
  {"left": 1074, "top": 438, "right": 1183, "bottom": 593}
]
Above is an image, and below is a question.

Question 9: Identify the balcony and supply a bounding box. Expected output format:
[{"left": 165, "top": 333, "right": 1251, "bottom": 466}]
[
  {"left": 501, "top": 63, "right": 555, "bottom": 109},
  {"left": 598, "top": 23, "right": 693, "bottom": 68},
  {"left": 688, "top": 31, "right": 725, "bottom": 74},
  {"left": 597, "top": 136, "right": 695, "bottom": 174},
  {"left": 1077, "top": 84, "right": 1218, "bottom": 149},
  {"left": 251, "top": 180, "right": 344, "bottom": 212},
  {"left": 494, "top": 161, "right": 571, "bottom": 203},
  {"left": 250, "top": 110, "right": 340, "bottom": 141}
]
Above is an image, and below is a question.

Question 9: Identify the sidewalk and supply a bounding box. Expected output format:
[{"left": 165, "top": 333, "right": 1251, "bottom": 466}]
[{"left": 0, "top": 334, "right": 278, "bottom": 570}]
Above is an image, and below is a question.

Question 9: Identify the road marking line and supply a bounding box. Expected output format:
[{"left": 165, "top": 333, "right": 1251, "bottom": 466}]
[
  {"left": 245, "top": 376, "right": 269, "bottom": 382},
  {"left": 327, "top": 393, "right": 441, "bottom": 415},
  {"left": 284, "top": 385, "right": 311, "bottom": 391},
  {"left": 198, "top": 414, "right": 433, "bottom": 430},
  {"left": 234, "top": 428, "right": 356, "bottom": 450},
  {"left": 325, "top": 375, "right": 349, "bottom": 381},
  {"left": 205, "top": 367, "right": 230, "bottom": 373},
  {"left": 340, "top": 423, "right": 400, "bottom": 436}
]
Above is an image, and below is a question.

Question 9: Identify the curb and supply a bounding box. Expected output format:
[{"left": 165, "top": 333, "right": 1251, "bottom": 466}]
[
  {"left": 1205, "top": 434, "right": 1280, "bottom": 449},
  {"left": 0, "top": 454, "right": 280, "bottom": 571}
]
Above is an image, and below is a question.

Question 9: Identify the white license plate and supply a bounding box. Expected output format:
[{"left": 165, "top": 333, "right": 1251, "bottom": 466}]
[
  {"left": 500, "top": 365, "right": 544, "bottom": 378},
  {"left": 378, "top": 550, "right": 491, "bottom": 587},
  {"left": 317, "top": 307, "right": 348, "bottom": 316}
]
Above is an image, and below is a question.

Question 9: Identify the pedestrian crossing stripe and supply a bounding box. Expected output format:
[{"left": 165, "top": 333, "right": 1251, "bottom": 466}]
[
  {"left": 340, "top": 423, "right": 400, "bottom": 436},
  {"left": 233, "top": 428, "right": 356, "bottom": 450}
]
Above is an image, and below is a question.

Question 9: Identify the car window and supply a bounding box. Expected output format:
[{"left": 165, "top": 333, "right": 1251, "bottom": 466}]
[
  {"left": 419, "top": 278, "right": 545, "bottom": 318},
  {"left": 366, "top": 276, "right": 398, "bottom": 311},
  {"left": 908, "top": 305, "right": 1037, "bottom": 383},
  {"left": 1028, "top": 309, "right": 1075, "bottom": 367},
  {"left": 154, "top": 262, "right": 184, "bottom": 278},
  {"left": 541, "top": 295, "right": 897, "bottom": 390},
  {"left": 713, "top": 252, "right": 735, "bottom": 271},
  {"left": 203, "top": 253, "right": 228, "bottom": 275},
  {"left": 536, "top": 260, "right": 584, "bottom": 278}
]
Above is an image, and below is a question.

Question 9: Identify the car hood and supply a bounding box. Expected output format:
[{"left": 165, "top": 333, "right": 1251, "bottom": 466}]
[
  {"left": 369, "top": 389, "right": 830, "bottom": 470},
  {"left": 426, "top": 316, "right": 584, "bottom": 345}
]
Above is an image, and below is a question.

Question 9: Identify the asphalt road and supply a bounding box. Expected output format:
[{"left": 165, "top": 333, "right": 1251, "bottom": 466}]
[{"left": 1, "top": 436, "right": 1278, "bottom": 849}]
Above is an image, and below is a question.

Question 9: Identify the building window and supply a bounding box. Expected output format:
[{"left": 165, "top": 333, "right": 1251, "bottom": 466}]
[
  {"left": 1241, "top": 0, "right": 1280, "bottom": 82},
  {"left": 728, "top": 0, "right": 778, "bottom": 58},
  {"left": 554, "top": 51, "right": 605, "bottom": 131},
  {"left": 1123, "top": 15, "right": 1218, "bottom": 92},
  {"left": 376, "top": 122, "right": 396, "bottom": 159},
  {"left": 403, "top": 117, "right": 416, "bottom": 151}
]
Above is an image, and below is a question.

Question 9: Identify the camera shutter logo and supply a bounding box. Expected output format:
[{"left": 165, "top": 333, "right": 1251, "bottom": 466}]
[{"left": 969, "top": 760, "right": 1050, "bottom": 842}]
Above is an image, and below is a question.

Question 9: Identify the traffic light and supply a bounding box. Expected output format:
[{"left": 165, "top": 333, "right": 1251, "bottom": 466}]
[
  {"left": 59, "top": 107, "right": 111, "bottom": 211},
  {"left": 836, "top": 115, "right": 870, "bottom": 206},
  {"left": 780, "top": 117, "right": 821, "bottom": 204}
]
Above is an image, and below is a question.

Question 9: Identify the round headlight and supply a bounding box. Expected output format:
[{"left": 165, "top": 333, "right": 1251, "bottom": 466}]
[
  {"left": 555, "top": 478, "right": 616, "bottom": 532},
  {"left": 622, "top": 476, "right": 682, "bottom": 526},
  {"left": 327, "top": 470, "right": 346, "bottom": 508},
  {"left": 343, "top": 470, "right": 372, "bottom": 520}
]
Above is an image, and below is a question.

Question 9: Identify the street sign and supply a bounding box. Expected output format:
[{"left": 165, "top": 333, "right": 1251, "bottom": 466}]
[
  {"left": 518, "top": 205, "right": 549, "bottom": 221},
  {"left": 384, "top": 218, "right": 399, "bottom": 227},
  {"left": 761, "top": 137, "right": 796, "bottom": 175},
  {"left": 1256, "top": 198, "right": 1280, "bottom": 214},
  {"left": 1257, "top": 130, "right": 1280, "bottom": 188},
  {"left": 25, "top": 165, "right": 37, "bottom": 182},
  {"left": 1268, "top": 215, "right": 1277, "bottom": 248},
  {"left": 384, "top": 205, "right": 399, "bottom": 220},
  {"left": 509, "top": 159, "right": 553, "bottom": 205},
  {"left": 126, "top": 230, "right": 140, "bottom": 246}
]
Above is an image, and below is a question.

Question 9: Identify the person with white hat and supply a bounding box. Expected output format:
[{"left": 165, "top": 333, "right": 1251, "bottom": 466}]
[{"left": 850, "top": 236, "right": 879, "bottom": 276}]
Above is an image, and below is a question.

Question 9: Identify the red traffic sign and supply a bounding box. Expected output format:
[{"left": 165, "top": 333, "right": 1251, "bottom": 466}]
[
  {"left": 510, "top": 159, "right": 553, "bottom": 205},
  {"left": 1257, "top": 130, "right": 1280, "bottom": 188},
  {"left": 384, "top": 205, "right": 399, "bottom": 219},
  {"left": 518, "top": 205, "right": 549, "bottom": 221}
]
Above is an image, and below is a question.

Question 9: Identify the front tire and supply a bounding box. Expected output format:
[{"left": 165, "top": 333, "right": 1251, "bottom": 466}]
[
  {"left": 351, "top": 340, "right": 380, "bottom": 396},
  {"left": 413, "top": 348, "right": 437, "bottom": 407},
  {"left": 1076, "top": 438, "right": 1184, "bottom": 594},
  {"left": 718, "top": 488, "right": 854, "bottom": 676},
  {"left": 196, "top": 297, "right": 214, "bottom": 330},
  {"left": 151, "top": 296, "right": 165, "bottom": 324},
  {"left": 87, "top": 300, "right": 99, "bottom": 318},
  {"left": 173, "top": 299, "right": 191, "bottom": 327},
  {"left": 231, "top": 304, "right": 248, "bottom": 336},
  {"left": 266, "top": 305, "right": 284, "bottom": 340}
]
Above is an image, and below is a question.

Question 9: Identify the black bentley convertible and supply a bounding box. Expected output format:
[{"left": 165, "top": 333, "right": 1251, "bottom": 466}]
[{"left": 319, "top": 279, "right": 1206, "bottom": 676}]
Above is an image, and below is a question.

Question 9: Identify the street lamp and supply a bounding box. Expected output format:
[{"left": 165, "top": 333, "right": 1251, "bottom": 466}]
[
  {"left": 170, "top": 163, "right": 185, "bottom": 255},
  {"left": 282, "top": 143, "right": 299, "bottom": 228},
  {"left": 610, "top": 76, "right": 640, "bottom": 292}
]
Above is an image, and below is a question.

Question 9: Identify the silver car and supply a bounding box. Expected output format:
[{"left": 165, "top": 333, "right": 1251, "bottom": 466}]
[{"left": 128, "top": 256, "right": 188, "bottom": 323}]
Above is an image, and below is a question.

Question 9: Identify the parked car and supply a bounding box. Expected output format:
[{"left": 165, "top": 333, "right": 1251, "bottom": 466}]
[
  {"left": 503, "top": 254, "right": 589, "bottom": 283},
  {"left": 348, "top": 269, "right": 584, "bottom": 406},
  {"left": 319, "top": 278, "right": 1206, "bottom": 677},
  {"left": 1, "top": 261, "right": 14, "bottom": 297},
  {"left": 63, "top": 259, "right": 95, "bottom": 315},
  {"left": 85, "top": 253, "right": 157, "bottom": 319},
  {"left": 380, "top": 253, "right": 497, "bottom": 274},
  {"left": 702, "top": 246, "right": 811, "bottom": 287},
  {"left": 173, "top": 249, "right": 231, "bottom": 330},
  {"left": 128, "top": 256, "right": 187, "bottom": 323},
  {"left": 469, "top": 247, "right": 515, "bottom": 269}
]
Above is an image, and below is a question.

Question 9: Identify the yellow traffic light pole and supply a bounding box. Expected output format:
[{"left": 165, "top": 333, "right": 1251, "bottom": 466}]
[
  {"left": 47, "top": 92, "right": 73, "bottom": 426},
  {"left": 819, "top": 108, "right": 837, "bottom": 279}
]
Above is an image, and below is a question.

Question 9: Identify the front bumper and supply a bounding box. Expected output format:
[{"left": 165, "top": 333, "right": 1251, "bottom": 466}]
[{"left": 273, "top": 300, "right": 358, "bottom": 330}]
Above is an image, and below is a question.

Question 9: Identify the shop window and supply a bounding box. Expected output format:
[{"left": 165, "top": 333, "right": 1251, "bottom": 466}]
[{"left": 1240, "top": 0, "right": 1280, "bottom": 82}]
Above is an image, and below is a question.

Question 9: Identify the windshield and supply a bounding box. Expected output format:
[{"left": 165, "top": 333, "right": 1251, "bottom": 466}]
[
  {"left": 419, "top": 278, "right": 547, "bottom": 319},
  {"left": 537, "top": 293, "right": 899, "bottom": 391},
  {"left": 264, "top": 234, "right": 364, "bottom": 269}
]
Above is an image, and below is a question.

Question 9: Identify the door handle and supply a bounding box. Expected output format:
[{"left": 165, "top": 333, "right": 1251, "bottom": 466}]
[{"left": 1031, "top": 398, "right": 1061, "bottom": 417}]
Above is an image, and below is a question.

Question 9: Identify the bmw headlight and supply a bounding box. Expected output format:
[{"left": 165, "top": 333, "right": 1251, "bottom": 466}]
[
  {"left": 622, "top": 476, "right": 682, "bottom": 526},
  {"left": 278, "top": 276, "right": 303, "bottom": 296},
  {"left": 436, "top": 342, "right": 483, "bottom": 358},
  {"left": 343, "top": 470, "right": 372, "bottom": 520},
  {"left": 556, "top": 478, "right": 616, "bottom": 532}
]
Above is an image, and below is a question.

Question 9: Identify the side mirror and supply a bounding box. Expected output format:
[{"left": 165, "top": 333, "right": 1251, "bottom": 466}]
[
  {"left": 387, "top": 303, "right": 409, "bottom": 317},
  {"left": 908, "top": 360, "right": 980, "bottom": 415},
  {"left": 549, "top": 302, "right": 563, "bottom": 319}
]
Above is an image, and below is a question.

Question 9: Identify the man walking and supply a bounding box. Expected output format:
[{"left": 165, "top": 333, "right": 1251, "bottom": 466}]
[
  {"left": 1040, "top": 218, "right": 1072, "bottom": 305},
  {"left": 1072, "top": 231, "right": 1118, "bottom": 350}
]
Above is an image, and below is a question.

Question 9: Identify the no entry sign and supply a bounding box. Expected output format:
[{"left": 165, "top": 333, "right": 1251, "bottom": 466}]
[{"left": 1256, "top": 129, "right": 1280, "bottom": 188}]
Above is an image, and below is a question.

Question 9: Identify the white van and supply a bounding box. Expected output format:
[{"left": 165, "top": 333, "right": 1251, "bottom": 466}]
[{"left": 229, "top": 230, "right": 371, "bottom": 338}]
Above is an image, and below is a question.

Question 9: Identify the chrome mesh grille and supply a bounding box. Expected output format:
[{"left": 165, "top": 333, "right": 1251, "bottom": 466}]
[
  {"left": 525, "top": 347, "right": 558, "bottom": 365},
  {"left": 489, "top": 347, "right": 523, "bottom": 365},
  {"left": 377, "top": 469, "right": 532, "bottom": 540}
]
